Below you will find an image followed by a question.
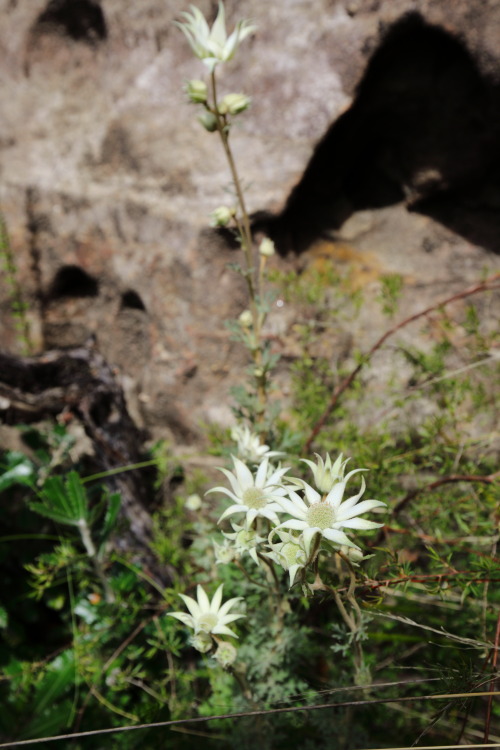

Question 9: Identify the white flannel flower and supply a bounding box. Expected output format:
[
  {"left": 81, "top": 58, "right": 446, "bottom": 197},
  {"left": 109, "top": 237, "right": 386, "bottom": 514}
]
[
  {"left": 275, "top": 475, "right": 386, "bottom": 557},
  {"left": 267, "top": 529, "right": 308, "bottom": 587},
  {"left": 168, "top": 584, "right": 245, "bottom": 638},
  {"left": 209, "top": 456, "right": 289, "bottom": 528},
  {"left": 213, "top": 538, "right": 236, "bottom": 565},
  {"left": 222, "top": 522, "right": 266, "bottom": 566},
  {"left": 175, "top": 2, "right": 256, "bottom": 72},
  {"left": 231, "top": 424, "right": 284, "bottom": 463},
  {"left": 299, "top": 453, "right": 357, "bottom": 494}
]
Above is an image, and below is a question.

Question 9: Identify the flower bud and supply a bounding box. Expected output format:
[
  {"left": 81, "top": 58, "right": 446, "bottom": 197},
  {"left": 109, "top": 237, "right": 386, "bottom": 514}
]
[
  {"left": 339, "top": 545, "right": 365, "bottom": 565},
  {"left": 185, "top": 493, "right": 202, "bottom": 511},
  {"left": 185, "top": 79, "right": 208, "bottom": 104},
  {"left": 253, "top": 367, "right": 264, "bottom": 378},
  {"left": 210, "top": 205, "right": 233, "bottom": 227},
  {"left": 198, "top": 112, "right": 218, "bottom": 132},
  {"left": 219, "top": 93, "right": 251, "bottom": 115},
  {"left": 191, "top": 631, "right": 213, "bottom": 653},
  {"left": 238, "top": 310, "right": 253, "bottom": 328},
  {"left": 259, "top": 238, "right": 275, "bottom": 257},
  {"left": 214, "top": 641, "right": 237, "bottom": 668}
]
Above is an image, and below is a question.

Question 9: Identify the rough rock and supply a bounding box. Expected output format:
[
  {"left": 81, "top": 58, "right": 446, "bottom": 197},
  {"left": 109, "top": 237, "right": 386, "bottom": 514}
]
[{"left": 0, "top": 0, "right": 499, "bottom": 446}]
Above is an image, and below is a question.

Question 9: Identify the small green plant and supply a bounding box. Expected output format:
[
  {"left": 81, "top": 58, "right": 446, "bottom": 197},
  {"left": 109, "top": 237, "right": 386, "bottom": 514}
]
[{"left": 0, "top": 211, "right": 34, "bottom": 353}]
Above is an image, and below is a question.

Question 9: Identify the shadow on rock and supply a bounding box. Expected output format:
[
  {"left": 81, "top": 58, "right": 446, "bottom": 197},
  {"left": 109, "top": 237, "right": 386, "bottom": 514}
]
[{"left": 256, "top": 12, "right": 500, "bottom": 255}]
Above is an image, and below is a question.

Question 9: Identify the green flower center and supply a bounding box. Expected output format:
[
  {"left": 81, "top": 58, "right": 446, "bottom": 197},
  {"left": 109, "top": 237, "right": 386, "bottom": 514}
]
[
  {"left": 198, "top": 613, "right": 218, "bottom": 632},
  {"left": 306, "top": 502, "right": 335, "bottom": 530},
  {"left": 242, "top": 486, "right": 267, "bottom": 509}
]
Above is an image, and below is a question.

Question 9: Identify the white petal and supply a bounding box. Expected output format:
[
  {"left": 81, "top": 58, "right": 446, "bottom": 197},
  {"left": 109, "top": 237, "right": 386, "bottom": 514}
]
[
  {"left": 303, "top": 482, "right": 321, "bottom": 506},
  {"left": 233, "top": 456, "right": 253, "bottom": 490},
  {"left": 210, "top": 584, "right": 224, "bottom": 613},
  {"left": 178, "top": 593, "right": 201, "bottom": 619},
  {"left": 274, "top": 519, "right": 308, "bottom": 534},
  {"left": 210, "top": 2, "right": 227, "bottom": 48},
  {"left": 219, "top": 613, "right": 245, "bottom": 626},
  {"left": 339, "top": 518, "right": 383, "bottom": 530},
  {"left": 212, "top": 624, "right": 239, "bottom": 638},
  {"left": 218, "top": 504, "right": 248, "bottom": 523},
  {"left": 337, "top": 476, "right": 366, "bottom": 511},
  {"left": 245, "top": 508, "right": 258, "bottom": 528},
  {"left": 255, "top": 457, "right": 269, "bottom": 487},
  {"left": 326, "top": 481, "right": 346, "bottom": 509},
  {"left": 337, "top": 498, "right": 386, "bottom": 520},
  {"left": 302, "top": 527, "right": 320, "bottom": 557},
  {"left": 322, "top": 528, "right": 359, "bottom": 548},
  {"left": 275, "top": 496, "right": 307, "bottom": 519},
  {"left": 208, "top": 485, "right": 241, "bottom": 502},
  {"left": 218, "top": 597, "right": 243, "bottom": 617},
  {"left": 196, "top": 585, "right": 210, "bottom": 612},
  {"left": 168, "top": 612, "right": 195, "bottom": 629}
]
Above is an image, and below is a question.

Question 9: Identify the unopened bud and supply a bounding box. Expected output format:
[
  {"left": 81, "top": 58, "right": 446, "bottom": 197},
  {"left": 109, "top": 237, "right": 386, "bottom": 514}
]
[
  {"left": 186, "top": 79, "right": 208, "bottom": 104},
  {"left": 214, "top": 640, "right": 237, "bottom": 668},
  {"left": 254, "top": 367, "right": 264, "bottom": 378},
  {"left": 238, "top": 310, "right": 253, "bottom": 328},
  {"left": 219, "top": 93, "right": 251, "bottom": 115},
  {"left": 259, "top": 238, "right": 275, "bottom": 257},
  {"left": 185, "top": 493, "right": 202, "bottom": 511},
  {"left": 211, "top": 206, "right": 233, "bottom": 227},
  {"left": 198, "top": 112, "right": 218, "bottom": 132},
  {"left": 191, "top": 632, "right": 212, "bottom": 653}
]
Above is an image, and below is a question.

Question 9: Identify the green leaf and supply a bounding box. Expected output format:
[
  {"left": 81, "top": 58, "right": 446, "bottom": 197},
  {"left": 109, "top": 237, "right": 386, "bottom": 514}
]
[
  {"left": 27, "top": 502, "right": 80, "bottom": 526},
  {"left": 98, "top": 492, "right": 121, "bottom": 551},
  {"left": 65, "top": 471, "right": 88, "bottom": 520}
]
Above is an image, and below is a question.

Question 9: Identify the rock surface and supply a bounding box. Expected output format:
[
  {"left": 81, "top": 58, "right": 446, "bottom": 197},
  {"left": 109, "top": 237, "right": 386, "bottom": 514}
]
[{"left": 0, "top": 0, "right": 499, "bottom": 445}]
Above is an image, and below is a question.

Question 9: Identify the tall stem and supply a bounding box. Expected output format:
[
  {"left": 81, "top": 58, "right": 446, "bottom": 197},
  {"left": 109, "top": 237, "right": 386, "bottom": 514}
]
[{"left": 209, "top": 70, "right": 268, "bottom": 425}]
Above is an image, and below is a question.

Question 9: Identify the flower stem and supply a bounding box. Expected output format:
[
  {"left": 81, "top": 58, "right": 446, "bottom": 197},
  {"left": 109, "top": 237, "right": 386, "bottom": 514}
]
[{"left": 209, "top": 69, "right": 268, "bottom": 427}]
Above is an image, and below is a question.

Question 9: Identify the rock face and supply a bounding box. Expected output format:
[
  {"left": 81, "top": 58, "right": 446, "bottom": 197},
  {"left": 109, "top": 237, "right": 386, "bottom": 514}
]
[{"left": 0, "top": 0, "right": 499, "bottom": 444}]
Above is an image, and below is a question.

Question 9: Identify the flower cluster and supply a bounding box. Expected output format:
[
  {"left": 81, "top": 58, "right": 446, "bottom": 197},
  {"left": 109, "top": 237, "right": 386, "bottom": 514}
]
[
  {"left": 209, "top": 437, "right": 386, "bottom": 582},
  {"left": 168, "top": 426, "right": 386, "bottom": 663}
]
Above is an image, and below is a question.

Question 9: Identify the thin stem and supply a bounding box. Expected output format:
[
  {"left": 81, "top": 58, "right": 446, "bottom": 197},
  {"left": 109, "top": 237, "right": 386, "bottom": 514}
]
[
  {"left": 209, "top": 69, "right": 268, "bottom": 424},
  {"left": 305, "top": 274, "right": 500, "bottom": 451}
]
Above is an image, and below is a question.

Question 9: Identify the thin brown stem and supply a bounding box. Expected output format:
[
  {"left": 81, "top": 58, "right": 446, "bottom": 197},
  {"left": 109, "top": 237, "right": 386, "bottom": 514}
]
[{"left": 305, "top": 274, "right": 500, "bottom": 452}]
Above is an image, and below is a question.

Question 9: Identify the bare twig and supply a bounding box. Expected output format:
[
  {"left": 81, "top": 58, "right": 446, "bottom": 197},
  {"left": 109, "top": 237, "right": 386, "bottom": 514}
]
[{"left": 304, "top": 274, "right": 500, "bottom": 452}]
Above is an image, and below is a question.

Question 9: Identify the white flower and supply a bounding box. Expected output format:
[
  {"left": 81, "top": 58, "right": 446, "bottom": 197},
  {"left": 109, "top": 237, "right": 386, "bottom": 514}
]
[
  {"left": 175, "top": 2, "right": 256, "bottom": 72},
  {"left": 275, "top": 476, "right": 386, "bottom": 557},
  {"left": 213, "top": 538, "right": 236, "bottom": 564},
  {"left": 168, "top": 584, "right": 245, "bottom": 638},
  {"left": 222, "top": 521, "right": 266, "bottom": 565},
  {"left": 209, "top": 455, "right": 289, "bottom": 528},
  {"left": 231, "top": 424, "right": 284, "bottom": 463},
  {"left": 267, "top": 529, "right": 308, "bottom": 587},
  {"left": 299, "top": 453, "right": 356, "bottom": 494}
]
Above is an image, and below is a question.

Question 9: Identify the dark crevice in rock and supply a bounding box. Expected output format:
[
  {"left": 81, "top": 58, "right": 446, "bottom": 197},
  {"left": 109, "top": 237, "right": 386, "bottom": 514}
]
[
  {"left": 33, "top": 0, "right": 107, "bottom": 44},
  {"left": 48, "top": 265, "right": 99, "bottom": 299},
  {"left": 121, "top": 290, "right": 147, "bottom": 312},
  {"left": 258, "top": 12, "right": 500, "bottom": 255}
]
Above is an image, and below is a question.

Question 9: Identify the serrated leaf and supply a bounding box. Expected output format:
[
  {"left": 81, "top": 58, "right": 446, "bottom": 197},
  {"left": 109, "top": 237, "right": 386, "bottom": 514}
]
[
  {"left": 65, "top": 471, "right": 88, "bottom": 520},
  {"left": 27, "top": 502, "right": 79, "bottom": 526},
  {"left": 98, "top": 492, "right": 121, "bottom": 550}
]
